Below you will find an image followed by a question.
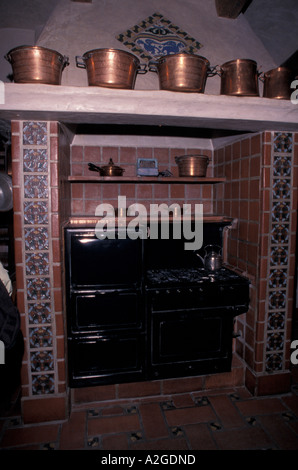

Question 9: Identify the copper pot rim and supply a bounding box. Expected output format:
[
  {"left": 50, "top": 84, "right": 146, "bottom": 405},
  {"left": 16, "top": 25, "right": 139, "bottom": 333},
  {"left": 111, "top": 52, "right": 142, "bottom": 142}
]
[
  {"left": 263, "top": 66, "right": 292, "bottom": 77},
  {"left": 221, "top": 58, "right": 257, "bottom": 68},
  {"left": 156, "top": 52, "right": 210, "bottom": 66},
  {"left": 6, "top": 44, "right": 65, "bottom": 60},
  {"left": 175, "top": 154, "right": 210, "bottom": 162},
  {"left": 82, "top": 48, "right": 140, "bottom": 63}
]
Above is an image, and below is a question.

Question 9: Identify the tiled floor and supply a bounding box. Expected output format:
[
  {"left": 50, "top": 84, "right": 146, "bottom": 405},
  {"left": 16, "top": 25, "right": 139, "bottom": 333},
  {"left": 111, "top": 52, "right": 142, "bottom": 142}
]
[{"left": 1, "top": 380, "right": 298, "bottom": 451}]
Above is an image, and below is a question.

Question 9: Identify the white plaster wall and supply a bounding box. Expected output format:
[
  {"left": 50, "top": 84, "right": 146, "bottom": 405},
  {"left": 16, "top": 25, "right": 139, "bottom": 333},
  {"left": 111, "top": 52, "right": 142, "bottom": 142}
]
[
  {"left": 36, "top": 0, "right": 277, "bottom": 94},
  {"left": 0, "top": 28, "right": 35, "bottom": 82}
]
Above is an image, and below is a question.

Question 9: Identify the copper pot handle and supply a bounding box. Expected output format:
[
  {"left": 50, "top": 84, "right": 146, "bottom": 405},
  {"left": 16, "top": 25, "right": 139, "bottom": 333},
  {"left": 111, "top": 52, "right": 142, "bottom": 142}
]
[
  {"left": 148, "top": 60, "right": 158, "bottom": 73},
  {"left": 59, "top": 55, "right": 69, "bottom": 69},
  {"left": 76, "top": 56, "right": 86, "bottom": 69},
  {"left": 207, "top": 65, "right": 218, "bottom": 77},
  {"left": 137, "top": 63, "right": 147, "bottom": 74}
]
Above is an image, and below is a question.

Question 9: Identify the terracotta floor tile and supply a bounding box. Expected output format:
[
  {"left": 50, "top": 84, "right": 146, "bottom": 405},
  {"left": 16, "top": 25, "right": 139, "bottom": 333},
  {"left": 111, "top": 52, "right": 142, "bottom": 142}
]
[
  {"left": 208, "top": 395, "right": 245, "bottom": 428},
  {"left": 131, "top": 436, "right": 189, "bottom": 451},
  {"left": 258, "top": 414, "right": 298, "bottom": 450},
  {"left": 102, "top": 433, "right": 130, "bottom": 450},
  {"left": 235, "top": 397, "right": 287, "bottom": 417},
  {"left": 164, "top": 404, "right": 217, "bottom": 426},
  {"left": 0, "top": 423, "right": 59, "bottom": 449},
  {"left": 282, "top": 395, "right": 298, "bottom": 417},
  {"left": 88, "top": 413, "right": 140, "bottom": 436},
  {"left": 139, "top": 402, "right": 169, "bottom": 439},
  {"left": 212, "top": 425, "right": 275, "bottom": 450},
  {"left": 59, "top": 411, "right": 86, "bottom": 450},
  {"left": 183, "top": 422, "right": 218, "bottom": 450}
]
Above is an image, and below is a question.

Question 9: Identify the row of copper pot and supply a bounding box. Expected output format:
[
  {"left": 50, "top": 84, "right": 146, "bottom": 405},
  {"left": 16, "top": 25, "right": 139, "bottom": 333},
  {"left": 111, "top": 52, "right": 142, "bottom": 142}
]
[{"left": 5, "top": 45, "right": 294, "bottom": 100}]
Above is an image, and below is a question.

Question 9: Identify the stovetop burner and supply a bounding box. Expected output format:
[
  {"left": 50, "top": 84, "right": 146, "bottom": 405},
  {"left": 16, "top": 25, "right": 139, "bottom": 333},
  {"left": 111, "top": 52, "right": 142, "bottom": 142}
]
[{"left": 146, "top": 267, "right": 247, "bottom": 287}]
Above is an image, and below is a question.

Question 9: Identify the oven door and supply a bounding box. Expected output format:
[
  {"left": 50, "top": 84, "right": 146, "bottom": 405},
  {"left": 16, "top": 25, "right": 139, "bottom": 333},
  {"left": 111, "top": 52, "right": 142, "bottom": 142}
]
[
  {"left": 65, "top": 227, "right": 144, "bottom": 289},
  {"left": 68, "top": 289, "right": 144, "bottom": 335},
  {"left": 68, "top": 333, "right": 146, "bottom": 387},
  {"left": 149, "top": 307, "right": 234, "bottom": 379}
]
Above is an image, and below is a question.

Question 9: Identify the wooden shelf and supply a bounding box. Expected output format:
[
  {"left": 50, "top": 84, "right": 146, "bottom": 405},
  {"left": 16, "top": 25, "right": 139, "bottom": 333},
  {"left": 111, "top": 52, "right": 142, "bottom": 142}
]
[{"left": 67, "top": 176, "right": 226, "bottom": 184}]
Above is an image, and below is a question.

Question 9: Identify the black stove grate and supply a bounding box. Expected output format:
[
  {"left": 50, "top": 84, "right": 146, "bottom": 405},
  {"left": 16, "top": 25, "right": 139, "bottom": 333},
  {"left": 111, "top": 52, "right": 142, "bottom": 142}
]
[{"left": 145, "top": 267, "right": 247, "bottom": 286}]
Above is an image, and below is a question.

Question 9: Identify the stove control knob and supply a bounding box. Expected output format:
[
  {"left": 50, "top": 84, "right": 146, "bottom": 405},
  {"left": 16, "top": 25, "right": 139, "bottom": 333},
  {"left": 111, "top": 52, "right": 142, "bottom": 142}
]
[
  {"left": 189, "top": 288, "right": 193, "bottom": 293},
  {"left": 155, "top": 290, "right": 159, "bottom": 295},
  {"left": 166, "top": 289, "right": 170, "bottom": 294},
  {"left": 177, "top": 289, "right": 181, "bottom": 294}
]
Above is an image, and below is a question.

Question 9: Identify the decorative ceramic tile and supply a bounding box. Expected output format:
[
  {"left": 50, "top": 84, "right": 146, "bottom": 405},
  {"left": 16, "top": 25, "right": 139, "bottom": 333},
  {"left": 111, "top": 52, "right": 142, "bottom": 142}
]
[
  {"left": 24, "top": 227, "right": 49, "bottom": 251},
  {"left": 24, "top": 201, "right": 48, "bottom": 225},
  {"left": 31, "top": 350, "right": 54, "bottom": 372},
  {"left": 26, "top": 277, "right": 51, "bottom": 300},
  {"left": 31, "top": 374, "right": 55, "bottom": 395},
  {"left": 24, "top": 175, "right": 48, "bottom": 199},
  {"left": 25, "top": 253, "right": 50, "bottom": 276},
  {"left": 270, "top": 224, "right": 289, "bottom": 245},
  {"left": 272, "top": 179, "right": 291, "bottom": 200},
  {"left": 117, "top": 12, "right": 203, "bottom": 62},
  {"left": 273, "top": 132, "right": 292, "bottom": 153},
  {"left": 272, "top": 201, "right": 290, "bottom": 223},
  {"left": 273, "top": 155, "right": 292, "bottom": 177},
  {"left": 266, "top": 332, "right": 284, "bottom": 351},
  {"left": 23, "top": 148, "right": 48, "bottom": 172},
  {"left": 28, "top": 302, "right": 52, "bottom": 324},
  {"left": 270, "top": 246, "right": 288, "bottom": 266},
  {"left": 268, "top": 311, "right": 285, "bottom": 330},
  {"left": 268, "top": 269, "right": 287, "bottom": 289},
  {"left": 265, "top": 353, "right": 283, "bottom": 371},
  {"left": 29, "top": 326, "right": 52, "bottom": 348},
  {"left": 23, "top": 121, "right": 47, "bottom": 145},
  {"left": 268, "top": 290, "right": 286, "bottom": 310}
]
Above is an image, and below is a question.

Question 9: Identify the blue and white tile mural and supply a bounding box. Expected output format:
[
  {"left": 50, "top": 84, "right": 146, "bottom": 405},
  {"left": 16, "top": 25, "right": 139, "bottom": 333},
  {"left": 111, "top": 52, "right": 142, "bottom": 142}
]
[{"left": 117, "top": 12, "right": 203, "bottom": 61}]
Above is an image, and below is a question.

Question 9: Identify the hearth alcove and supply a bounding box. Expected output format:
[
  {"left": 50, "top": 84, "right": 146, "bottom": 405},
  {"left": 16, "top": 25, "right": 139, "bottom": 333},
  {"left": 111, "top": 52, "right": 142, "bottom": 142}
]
[{"left": 2, "top": 83, "right": 298, "bottom": 423}]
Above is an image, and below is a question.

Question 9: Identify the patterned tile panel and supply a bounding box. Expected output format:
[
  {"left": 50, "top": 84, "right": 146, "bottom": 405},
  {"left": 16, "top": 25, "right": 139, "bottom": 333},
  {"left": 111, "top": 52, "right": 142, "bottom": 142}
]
[
  {"left": 21, "top": 121, "right": 57, "bottom": 396},
  {"left": 117, "top": 12, "right": 203, "bottom": 62},
  {"left": 265, "top": 132, "right": 293, "bottom": 372}
]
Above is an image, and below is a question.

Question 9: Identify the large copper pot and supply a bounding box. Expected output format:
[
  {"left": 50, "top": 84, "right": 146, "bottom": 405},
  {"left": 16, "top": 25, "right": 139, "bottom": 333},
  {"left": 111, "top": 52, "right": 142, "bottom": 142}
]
[
  {"left": 76, "top": 48, "right": 146, "bottom": 89},
  {"left": 5, "top": 45, "right": 69, "bottom": 85},
  {"left": 261, "top": 67, "right": 293, "bottom": 100},
  {"left": 149, "top": 53, "right": 212, "bottom": 93},
  {"left": 219, "top": 59, "right": 259, "bottom": 96},
  {"left": 175, "top": 155, "right": 209, "bottom": 177}
]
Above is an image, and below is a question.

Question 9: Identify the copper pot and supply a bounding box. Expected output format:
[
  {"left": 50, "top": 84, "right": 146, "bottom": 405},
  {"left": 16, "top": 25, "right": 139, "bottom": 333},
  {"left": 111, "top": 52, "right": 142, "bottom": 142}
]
[
  {"left": 219, "top": 59, "right": 259, "bottom": 96},
  {"left": 261, "top": 67, "right": 293, "bottom": 100},
  {"left": 76, "top": 48, "right": 147, "bottom": 89},
  {"left": 175, "top": 155, "right": 209, "bottom": 177},
  {"left": 5, "top": 45, "right": 69, "bottom": 85},
  {"left": 149, "top": 53, "right": 212, "bottom": 93}
]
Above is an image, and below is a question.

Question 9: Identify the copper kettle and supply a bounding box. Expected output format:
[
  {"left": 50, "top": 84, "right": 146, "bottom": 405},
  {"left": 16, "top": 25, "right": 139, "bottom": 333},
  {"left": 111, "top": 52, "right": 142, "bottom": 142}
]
[{"left": 195, "top": 245, "right": 223, "bottom": 271}]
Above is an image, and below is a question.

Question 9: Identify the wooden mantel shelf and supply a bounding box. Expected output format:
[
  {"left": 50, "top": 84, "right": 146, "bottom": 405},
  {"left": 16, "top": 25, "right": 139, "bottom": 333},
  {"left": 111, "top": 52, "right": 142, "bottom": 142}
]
[
  {"left": 67, "top": 175, "right": 226, "bottom": 184},
  {"left": 1, "top": 83, "right": 298, "bottom": 132}
]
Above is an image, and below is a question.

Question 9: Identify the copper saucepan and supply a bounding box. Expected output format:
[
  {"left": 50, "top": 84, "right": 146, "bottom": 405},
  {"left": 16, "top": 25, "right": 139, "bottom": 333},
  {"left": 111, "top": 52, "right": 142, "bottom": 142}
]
[{"left": 88, "top": 160, "right": 125, "bottom": 176}]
